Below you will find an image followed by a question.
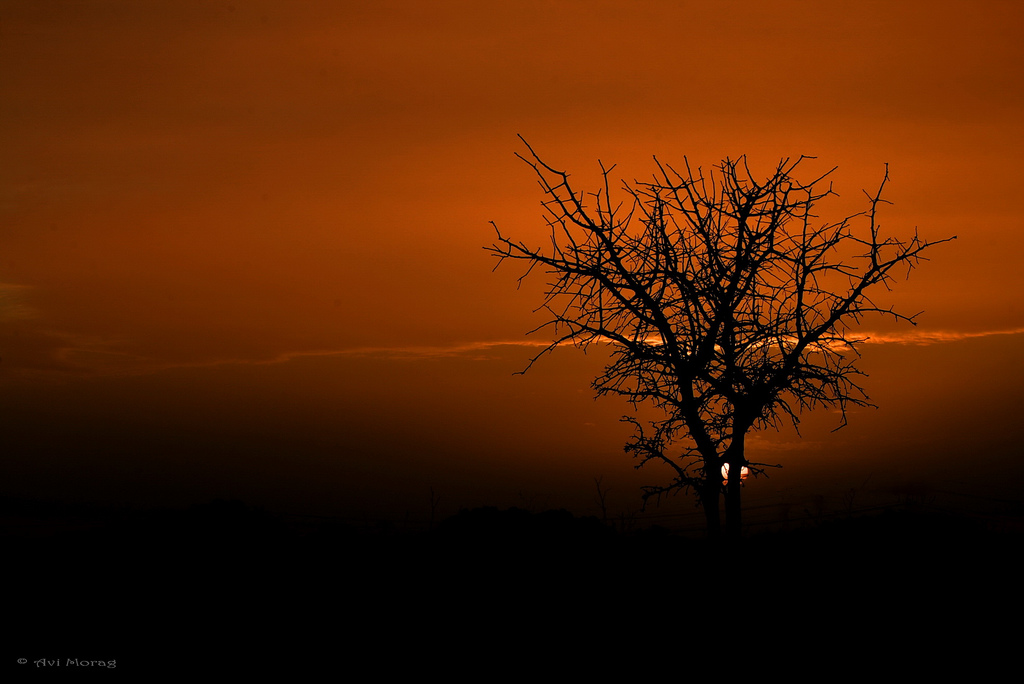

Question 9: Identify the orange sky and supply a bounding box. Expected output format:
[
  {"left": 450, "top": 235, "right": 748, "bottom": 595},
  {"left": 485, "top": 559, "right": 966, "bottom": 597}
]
[{"left": 2, "top": 1, "right": 1022, "bottom": 522}]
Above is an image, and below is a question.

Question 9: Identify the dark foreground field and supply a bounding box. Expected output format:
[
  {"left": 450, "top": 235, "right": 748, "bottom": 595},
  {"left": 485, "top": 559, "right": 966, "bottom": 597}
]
[{"left": 6, "top": 497, "right": 1020, "bottom": 675}]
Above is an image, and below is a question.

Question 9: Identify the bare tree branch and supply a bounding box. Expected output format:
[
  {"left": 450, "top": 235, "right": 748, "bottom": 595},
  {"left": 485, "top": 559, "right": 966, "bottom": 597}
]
[{"left": 488, "top": 142, "right": 956, "bottom": 536}]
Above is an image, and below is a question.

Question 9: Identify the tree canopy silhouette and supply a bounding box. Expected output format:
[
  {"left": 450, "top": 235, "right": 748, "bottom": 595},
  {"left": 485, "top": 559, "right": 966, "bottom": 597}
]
[{"left": 489, "top": 138, "right": 954, "bottom": 537}]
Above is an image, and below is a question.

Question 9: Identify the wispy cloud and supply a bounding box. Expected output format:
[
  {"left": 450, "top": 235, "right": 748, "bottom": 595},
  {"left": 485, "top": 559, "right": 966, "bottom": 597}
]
[
  {"left": 851, "top": 327, "right": 1024, "bottom": 345},
  {"left": 174, "top": 326, "right": 1024, "bottom": 371},
  {"left": 5, "top": 339, "right": 561, "bottom": 378},
  {"left": 164, "top": 339, "right": 560, "bottom": 370},
  {"left": 7, "top": 325, "right": 1023, "bottom": 380}
]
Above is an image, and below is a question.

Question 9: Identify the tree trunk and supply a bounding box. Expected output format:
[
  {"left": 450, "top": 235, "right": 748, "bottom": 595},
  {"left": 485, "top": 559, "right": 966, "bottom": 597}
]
[
  {"left": 725, "top": 471, "right": 742, "bottom": 539},
  {"left": 701, "top": 461, "right": 722, "bottom": 537},
  {"left": 724, "top": 434, "right": 746, "bottom": 539}
]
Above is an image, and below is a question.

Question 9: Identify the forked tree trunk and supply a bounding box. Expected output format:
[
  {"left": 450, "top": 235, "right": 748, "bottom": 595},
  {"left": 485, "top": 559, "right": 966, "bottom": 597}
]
[
  {"left": 701, "top": 460, "right": 722, "bottom": 537},
  {"left": 724, "top": 434, "right": 746, "bottom": 539},
  {"left": 725, "top": 471, "right": 742, "bottom": 539}
]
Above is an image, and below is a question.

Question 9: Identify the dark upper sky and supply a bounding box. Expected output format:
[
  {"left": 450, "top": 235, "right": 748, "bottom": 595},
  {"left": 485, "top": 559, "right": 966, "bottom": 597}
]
[{"left": 2, "top": 1, "right": 1022, "bottom": 521}]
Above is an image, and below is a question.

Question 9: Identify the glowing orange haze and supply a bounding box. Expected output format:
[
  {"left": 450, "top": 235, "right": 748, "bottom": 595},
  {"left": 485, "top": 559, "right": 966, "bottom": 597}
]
[{"left": 2, "top": 1, "right": 1022, "bottom": 520}]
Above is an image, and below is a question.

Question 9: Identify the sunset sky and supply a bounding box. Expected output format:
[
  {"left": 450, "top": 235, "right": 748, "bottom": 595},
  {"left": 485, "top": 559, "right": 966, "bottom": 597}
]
[{"left": 3, "top": 1, "right": 1022, "bottom": 525}]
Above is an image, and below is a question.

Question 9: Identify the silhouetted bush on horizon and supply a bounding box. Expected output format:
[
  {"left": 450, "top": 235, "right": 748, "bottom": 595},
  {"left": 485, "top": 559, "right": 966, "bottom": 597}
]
[{"left": 4, "top": 494, "right": 1017, "bottom": 553}]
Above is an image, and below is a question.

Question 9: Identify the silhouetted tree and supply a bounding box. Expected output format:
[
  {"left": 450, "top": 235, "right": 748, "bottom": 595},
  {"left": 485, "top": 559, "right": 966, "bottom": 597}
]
[{"left": 489, "top": 138, "right": 954, "bottom": 537}]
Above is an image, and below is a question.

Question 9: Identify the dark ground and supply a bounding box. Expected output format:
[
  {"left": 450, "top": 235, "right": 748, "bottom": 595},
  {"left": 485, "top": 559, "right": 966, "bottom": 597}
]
[{"left": 5, "top": 496, "right": 1020, "bottom": 676}]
